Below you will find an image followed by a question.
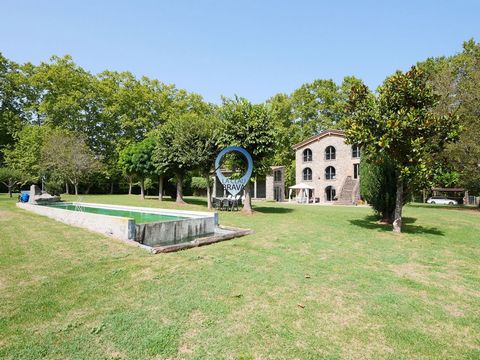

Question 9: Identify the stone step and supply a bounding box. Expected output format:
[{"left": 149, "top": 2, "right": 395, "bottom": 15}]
[{"left": 335, "top": 178, "right": 359, "bottom": 205}]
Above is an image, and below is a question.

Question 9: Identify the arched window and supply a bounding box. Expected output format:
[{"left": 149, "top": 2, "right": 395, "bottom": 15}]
[
  {"left": 303, "top": 148, "right": 312, "bottom": 162},
  {"left": 325, "top": 166, "right": 336, "bottom": 180},
  {"left": 352, "top": 144, "right": 361, "bottom": 158},
  {"left": 303, "top": 167, "right": 312, "bottom": 181},
  {"left": 325, "top": 146, "right": 336, "bottom": 160}
]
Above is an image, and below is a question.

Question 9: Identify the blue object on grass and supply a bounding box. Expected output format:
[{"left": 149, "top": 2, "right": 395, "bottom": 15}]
[{"left": 20, "top": 191, "right": 30, "bottom": 203}]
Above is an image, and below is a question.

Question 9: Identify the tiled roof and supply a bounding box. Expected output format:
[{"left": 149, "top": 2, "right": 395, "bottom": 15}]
[{"left": 292, "top": 129, "right": 345, "bottom": 150}]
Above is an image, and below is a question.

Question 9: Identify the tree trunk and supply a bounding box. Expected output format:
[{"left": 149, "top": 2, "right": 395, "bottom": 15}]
[
  {"left": 176, "top": 173, "right": 186, "bottom": 204},
  {"left": 140, "top": 178, "right": 145, "bottom": 199},
  {"left": 7, "top": 182, "right": 12, "bottom": 198},
  {"left": 242, "top": 181, "right": 253, "bottom": 215},
  {"left": 65, "top": 182, "right": 70, "bottom": 195},
  {"left": 110, "top": 182, "right": 114, "bottom": 194},
  {"left": 205, "top": 174, "right": 212, "bottom": 210},
  {"left": 85, "top": 184, "right": 92, "bottom": 194},
  {"left": 128, "top": 176, "right": 133, "bottom": 195},
  {"left": 393, "top": 176, "right": 403, "bottom": 233},
  {"left": 74, "top": 182, "right": 79, "bottom": 196},
  {"left": 158, "top": 175, "right": 163, "bottom": 201}
]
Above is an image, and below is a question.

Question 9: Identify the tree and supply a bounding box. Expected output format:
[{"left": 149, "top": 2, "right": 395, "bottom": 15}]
[
  {"left": 41, "top": 129, "right": 102, "bottom": 195},
  {"left": 154, "top": 114, "right": 206, "bottom": 204},
  {"left": 419, "top": 40, "right": 480, "bottom": 197},
  {"left": 0, "top": 53, "right": 29, "bottom": 163},
  {"left": 118, "top": 138, "right": 157, "bottom": 199},
  {"left": 345, "top": 66, "right": 460, "bottom": 232},
  {"left": 359, "top": 156, "right": 397, "bottom": 222},
  {"left": 3, "top": 125, "right": 51, "bottom": 182},
  {"left": 0, "top": 167, "right": 26, "bottom": 197},
  {"left": 217, "top": 96, "right": 276, "bottom": 214},
  {"left": 181, "top": 112, "right": 220, "bottom": 209},
  {"left": 290, "top": 79, "right": 345, "bottom": 138},
  {"left": 267, "top": 93, "right": 296, "bottom": 187}
]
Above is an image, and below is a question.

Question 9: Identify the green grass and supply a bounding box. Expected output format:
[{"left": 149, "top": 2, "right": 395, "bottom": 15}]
[{"left": 1, "top": 194, "right": 479, "bottom": 359}]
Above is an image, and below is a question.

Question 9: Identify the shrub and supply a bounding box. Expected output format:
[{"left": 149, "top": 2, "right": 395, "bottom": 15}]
[{"left": 360, "top": 157, "right": 396, "bottom": 222}]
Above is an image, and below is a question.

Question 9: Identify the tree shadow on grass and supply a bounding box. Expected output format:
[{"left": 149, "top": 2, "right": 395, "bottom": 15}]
[
  {"left": 349, "top": 215, "right": 445, "bottom": 236},
  {"left": 253, "top": 206, "right": 294, "bottom": 214},
  {"left": 143, "top": 196, "right": 208, "bottom": 207},
  {"left": 183, "top": 198, "right": 208, "bottom": 207}
]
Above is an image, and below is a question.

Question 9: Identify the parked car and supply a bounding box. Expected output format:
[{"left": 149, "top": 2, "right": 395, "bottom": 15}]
[{"left": 426, "top": 196, "right": 458, "bottom": 205}]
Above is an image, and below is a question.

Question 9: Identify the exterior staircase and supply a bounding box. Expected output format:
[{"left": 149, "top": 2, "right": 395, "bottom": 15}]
[{"left": 335, "top": 176, "right": 360, "bottom": 205}]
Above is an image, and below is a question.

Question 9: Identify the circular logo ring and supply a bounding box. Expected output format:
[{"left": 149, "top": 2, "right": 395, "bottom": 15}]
[{"left": 215, "top": 146, "right": 253, "bottom": 196}]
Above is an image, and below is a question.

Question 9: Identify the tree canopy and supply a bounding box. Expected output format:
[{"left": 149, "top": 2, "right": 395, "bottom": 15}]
[
  {"left": 345, "top": 66, "right": 460, "bottom": 232},
  {"left": 41, "top": 129, "right": 102, "bottom": 195},
  {"left": 118, "top": 137, "right": 157, "bottom": 199},
  {"left": 217, "top": 96, "right": 275, "bottom": 213},
  {"left": 418, "top": 39, "right": 480, "bottom": 195}
]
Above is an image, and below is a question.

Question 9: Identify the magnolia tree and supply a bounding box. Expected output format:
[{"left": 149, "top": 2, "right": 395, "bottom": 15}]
[{"left": 345, "top": 66, "right": 460, "bottom": 232}]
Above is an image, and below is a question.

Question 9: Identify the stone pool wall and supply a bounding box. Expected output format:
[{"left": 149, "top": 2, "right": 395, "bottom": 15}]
[
  {"left": 135, "top": 216, "right": 215, "bottom": 247},
  {"left": 17, "top": 202, "right": 135, "bottom": 240},
  {"left": 17, "top": 202, "right": 216, "bottom": 248}
]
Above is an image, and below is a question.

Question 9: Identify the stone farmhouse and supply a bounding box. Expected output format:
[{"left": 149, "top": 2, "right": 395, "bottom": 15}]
[{"left": 292, "top": 130, "right": 361, "bottom": 204}]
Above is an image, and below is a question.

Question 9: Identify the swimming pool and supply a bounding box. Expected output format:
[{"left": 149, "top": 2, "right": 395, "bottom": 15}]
[
  {"left": 43, "top": 202, "right": 186, "bottom": 224},
  {"left": 18, "top": 201, "right": 216, "bottom": 248}
]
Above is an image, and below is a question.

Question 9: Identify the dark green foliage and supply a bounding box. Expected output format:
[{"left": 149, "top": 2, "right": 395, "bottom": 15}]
[
  {"left": 419, "top": 39, "right": 480, "bottom": 195},
  {"left": 217, "top": 96, "right": 276, "bottom": 212},
  {"left": 360, "top": 157, "right": 396, "bottom": 222},
  {"left": 118, "top": 137, "right": 157, "bottom": 198},
  {"left": 3, "top": 124, "right": 52, "bottom": 181},
  {"left": 118, "top": 138, "right": 156, "bottom": 179},
  {"left": 190, "top": 176, "right": 209, "bottom": 195},
  {"left": 217, "top": 97, "right": 276, "bottom": 179},
  {"left": 153, "top": 112, "right": 219, "bottom": 204},
  {"left": 44, "top": 174, "right": 64, "bottom": 196},
  {"left": 0, "top": 53, "right": 28, "bottom": 164}
]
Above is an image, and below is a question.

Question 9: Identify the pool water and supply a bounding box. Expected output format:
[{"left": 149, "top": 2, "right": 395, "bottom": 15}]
[{"left": 44, "top": 203, "right": 186, "bottom": 224}]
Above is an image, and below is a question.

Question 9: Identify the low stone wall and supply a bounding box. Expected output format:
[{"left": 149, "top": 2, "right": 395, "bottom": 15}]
[
  {"left": 17, "top": 202, "right": 135, "bottom": 240},
  {"left": 17, "top": 202, "right": 217, "bottom": 248},
  {"left": 135, "top": 217, "right": 215, "bottom": 247}
]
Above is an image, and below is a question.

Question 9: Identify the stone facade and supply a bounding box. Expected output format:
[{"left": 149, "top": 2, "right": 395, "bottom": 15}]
[
  {"left": 214, "top": 166, "right": 285, "bottom": 201},
  {"left": 293, "top": 130, "right": 360, "bottom": 204},
  {"left": 266, "top": 166, "right": 285, "bottom": 202}
]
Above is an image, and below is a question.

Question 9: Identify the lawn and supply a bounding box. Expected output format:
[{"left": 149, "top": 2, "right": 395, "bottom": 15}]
[{"left": 0, "top": 194, "right": 479, "bottom": 359}]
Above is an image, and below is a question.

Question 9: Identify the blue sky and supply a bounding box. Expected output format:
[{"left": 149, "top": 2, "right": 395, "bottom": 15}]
[{"left": 2, "top": 0, "right": 479, "bottom": 103}]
